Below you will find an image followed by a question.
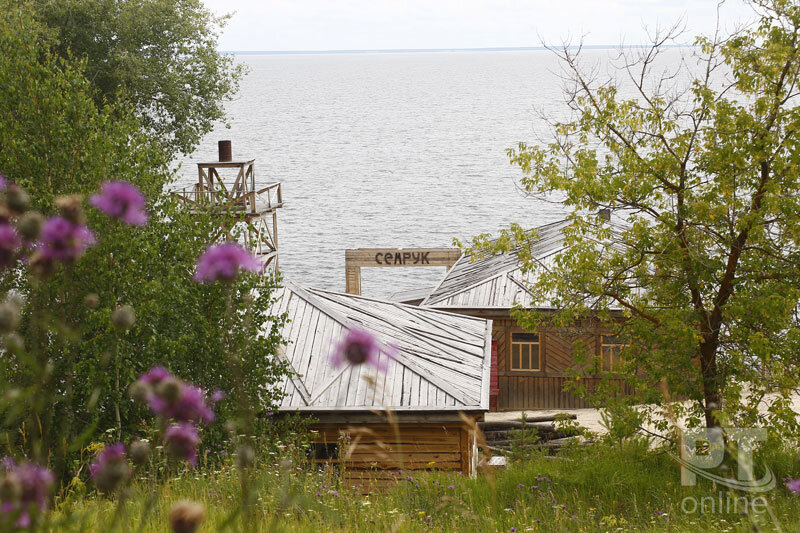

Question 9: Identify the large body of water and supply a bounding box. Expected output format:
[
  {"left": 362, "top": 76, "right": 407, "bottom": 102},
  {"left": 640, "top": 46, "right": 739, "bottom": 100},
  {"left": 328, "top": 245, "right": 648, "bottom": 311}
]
[{"left": 175, "top": 49, "right": 672, "bottom": 298}]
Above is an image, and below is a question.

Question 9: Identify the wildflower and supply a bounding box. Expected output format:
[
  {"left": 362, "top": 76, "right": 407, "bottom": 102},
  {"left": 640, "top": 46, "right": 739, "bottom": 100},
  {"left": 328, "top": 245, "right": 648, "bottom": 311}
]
[
  {"left": 530, "top": 485, "right": 538, "bottom": 490},
  {"left": 193, "top": 243, "right": 260, "bottom": 283},
  {"left": 653, "top": 510, "right": 666, "bottom": 517},
  {"left": 135, "top": 369, "right": 217, "bottom": 425},
  {"left": 330, "top": 327, "right": 390, "bottom": 372},
  {"left": 511, "top": 528, "right": 517, "bottom": 532},
  {"left": 17, "top": 212, "right": 44, "bottom": 242},
  {"left": 0, "top": 225, "right": 19, "bottom": 268},
  {"left": 138, "top": 366, "right": 173, "bottom": 385},
  {"left": 90, "top": 443, "right": 130, "bottom": 493},
  {"left": 169, "top": 500, "right": 205, "bottom": 533},
  {"left": 5, "top": 185, "right": 30, "bottom": 214},
  {"left": 518, "top": 483, "right": 525, "bottom": 488},
  {"left": 111, "top": 305, "right": 136, "bottom": 330},
  {"left": 54, "top": 195, "right": 85, "bottom": 224},
  {"left": 447, "top": 484, "right": 455, "bottom": 489},
  {"left": 90, "top": 181, "right": 148, "bottom": 226},
  {"left": 786, "top": 478, "right": 800, "bottom": 494},
  {"left": 211, "top": 390, "right": 225, "bottom": 403},
  {"left": 129, "top": 440, "right": 151, "bottom": 466},
  {"left": 35, "top": 216, "right": 95, "bottom": 263},
  {"left": 164, "top": 423, "right": 201, "bottom": 465},
  {"left": 0, "top": 461, "right": 54, "bottom": 528}
]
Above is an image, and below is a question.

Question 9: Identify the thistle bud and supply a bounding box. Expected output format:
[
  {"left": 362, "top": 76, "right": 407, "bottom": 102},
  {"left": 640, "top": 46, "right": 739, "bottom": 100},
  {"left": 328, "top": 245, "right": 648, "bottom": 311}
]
[
  {"left": 5, "top": 185, "right": 29, "bottom": 214},
  {"left": 129, "top": 440, "right": 151, "bottom": 466},
  {"left": 111, "top": 305, "right": 135, "bottom": 330},
  {"left": 94, "top": 459, "right": 130, "bottom": 494},
  {"left": 169, "top": 500, "right": 205, "bottom": 533},
  {"left": 156, "top": 377, "right": 182, "bottom": 404},
  {"left": 0, "top": 302, "right": 20, "bottom": 333},
  {"left": 54, "top": 194, "right": 85, "bottom": 224},
  {"left": 128, "top": 380, "right": 150, "bottom": 403},
  {"left": 84, "top": 293, "right": 100, "bottom": 309},
  {"left": 17, "top": 212, "right": 44, "bottom": 241}
]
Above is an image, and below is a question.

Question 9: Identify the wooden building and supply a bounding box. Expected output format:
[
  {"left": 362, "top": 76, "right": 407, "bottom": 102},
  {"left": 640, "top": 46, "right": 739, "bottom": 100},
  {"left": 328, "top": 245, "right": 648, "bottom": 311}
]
[
  {"left": 420, "top": 219, "right": 632, "bottom": 411},
  {"left": 269, "top": 282, "right": 492, "bottom": 482}
]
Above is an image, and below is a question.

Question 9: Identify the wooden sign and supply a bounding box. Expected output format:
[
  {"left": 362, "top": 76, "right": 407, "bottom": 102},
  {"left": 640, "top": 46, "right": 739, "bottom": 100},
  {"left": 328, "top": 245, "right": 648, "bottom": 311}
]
[{"left": 345, "top": 248, "right": 461, "bottom": 295}]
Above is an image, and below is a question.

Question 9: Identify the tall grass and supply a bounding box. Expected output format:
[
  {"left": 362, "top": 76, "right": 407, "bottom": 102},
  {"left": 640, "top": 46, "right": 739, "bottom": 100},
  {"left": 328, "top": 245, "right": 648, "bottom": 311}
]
[{"left": 51, "top": 440, "right": 800, "bottom": 532}]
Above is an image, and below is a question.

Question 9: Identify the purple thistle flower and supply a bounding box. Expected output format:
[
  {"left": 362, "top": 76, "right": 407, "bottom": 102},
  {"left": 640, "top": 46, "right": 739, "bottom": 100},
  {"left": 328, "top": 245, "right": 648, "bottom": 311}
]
[
  {"left": 138, "top": 366, "right": 173, "bottom": 385},
  {"left": 193, "top": 243, "right": 260, "bottom": 283},
  {"left": 89, "top": 443, "right": 126, "bottom": 479},
  {"left": 447, "top": 484, "right": 455, "bottom": 489},
  {"left": 0, "top": 225, "right": 20, "bottom": 268},
  {"left": 330, "top": 327, "right": 391, "bottom": 372},
  {"left": 0, "top": 462, "right": 54, "bottom": 528},
  {"left": 786, "top": 478, "right": 800, "bottom": 495},
  {"left": 89, "top": 181, "right": 148, "bottom": 226},
  {"left": 90, "top": 443, "right": 130, "bottom": 493},
  {"left": 530, "top": 485, "right": 538, "bottom": 489},
  {"left": 210, "top": 390, "right": 225, "bottom": 403},
  {"left": 148, "top": 384, "right": 216, "bottom": 425},
  {"left": 510, "top": 528, "right": 517, "bottom": 533},
  {"left": 164, "top": 423, "right": 200, "bottom": 466},
  {"left": 36, "top": 216, "right": 95, "bottom": 262},
  {"left": 517, "top": 483, "right": 525, "bottom": 489}
]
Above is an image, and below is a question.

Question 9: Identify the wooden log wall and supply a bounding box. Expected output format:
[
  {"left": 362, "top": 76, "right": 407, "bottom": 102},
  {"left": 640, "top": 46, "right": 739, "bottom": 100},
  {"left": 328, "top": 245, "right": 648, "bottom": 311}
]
[
  {"left": 311, "top": 422, "right": 475, "bottom": 488},
  {"left": 489, "top": 317, "right": 634, "bottom": 411}
]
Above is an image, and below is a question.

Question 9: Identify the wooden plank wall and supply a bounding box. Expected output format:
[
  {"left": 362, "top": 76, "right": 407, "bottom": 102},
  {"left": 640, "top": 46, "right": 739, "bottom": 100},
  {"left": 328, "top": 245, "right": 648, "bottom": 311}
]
[
  {"left": 311, "top": 423, "right": 474, "bottom": 489},
  {"left": 491, "top": 317, "right": 634, "bottom": 411}
]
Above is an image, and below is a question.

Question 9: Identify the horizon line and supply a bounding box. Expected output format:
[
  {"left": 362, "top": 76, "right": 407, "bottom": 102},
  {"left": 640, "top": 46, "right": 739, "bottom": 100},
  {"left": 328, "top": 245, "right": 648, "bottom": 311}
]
[{"left": 223, "top": 44, "right": 692, "bottom": 55}]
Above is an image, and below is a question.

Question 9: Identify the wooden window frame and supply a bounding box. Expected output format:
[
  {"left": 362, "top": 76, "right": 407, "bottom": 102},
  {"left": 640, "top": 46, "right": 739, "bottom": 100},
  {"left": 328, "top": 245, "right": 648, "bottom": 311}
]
[
  {"left": 508, "top": 329, "right": 543, "bottom": 372},
  {"left": 599, "top": 334, "right": 626, "bottom": 373}
]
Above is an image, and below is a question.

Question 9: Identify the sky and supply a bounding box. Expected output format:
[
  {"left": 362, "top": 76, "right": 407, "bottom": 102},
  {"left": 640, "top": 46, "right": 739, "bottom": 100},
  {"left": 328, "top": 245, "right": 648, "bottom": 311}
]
[{"left": 200, "top": 0, "right": 757, "bottom": 52}]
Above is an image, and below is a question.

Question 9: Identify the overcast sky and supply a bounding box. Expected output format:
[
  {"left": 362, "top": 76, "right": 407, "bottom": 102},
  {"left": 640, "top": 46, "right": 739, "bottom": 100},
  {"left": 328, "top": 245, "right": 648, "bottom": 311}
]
[{"left": 200, "top": 0, "right": 757, "bottom": 52}]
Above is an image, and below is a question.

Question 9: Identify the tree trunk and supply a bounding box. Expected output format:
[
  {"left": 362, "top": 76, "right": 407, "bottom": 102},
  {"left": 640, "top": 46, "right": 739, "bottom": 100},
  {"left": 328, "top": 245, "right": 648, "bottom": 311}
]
[{"left": 700, "top": 340, "right": 721, "bottom": 428}]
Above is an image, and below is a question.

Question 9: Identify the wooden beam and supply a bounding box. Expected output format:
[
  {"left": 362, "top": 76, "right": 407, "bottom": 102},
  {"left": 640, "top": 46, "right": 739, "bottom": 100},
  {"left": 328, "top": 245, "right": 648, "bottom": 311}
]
[
  {"left": 346, "top": 248, "right": 460, "bottom": 268},
  {"left": 345, "top": 266, "right": 361, "bottom": 295}
]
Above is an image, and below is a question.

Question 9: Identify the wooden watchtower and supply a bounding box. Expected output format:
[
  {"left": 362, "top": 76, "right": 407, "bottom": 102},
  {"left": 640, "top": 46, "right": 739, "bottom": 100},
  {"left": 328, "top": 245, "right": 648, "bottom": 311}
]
[{"left": 173, "top": 140, "right": 283, "bottom": 272}]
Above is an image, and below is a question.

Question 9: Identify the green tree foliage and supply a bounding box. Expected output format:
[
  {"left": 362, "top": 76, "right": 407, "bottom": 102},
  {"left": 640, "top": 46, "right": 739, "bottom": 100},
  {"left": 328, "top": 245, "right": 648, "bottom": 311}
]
[
  {"left": 467, "top": 0, "right": 800, "bottom": 435},
  {"left": 0, "top": 2, "right": 285, "bottom": 478},
  {"left": 33, "top": 0, "right": 244, "bottom": 157}
]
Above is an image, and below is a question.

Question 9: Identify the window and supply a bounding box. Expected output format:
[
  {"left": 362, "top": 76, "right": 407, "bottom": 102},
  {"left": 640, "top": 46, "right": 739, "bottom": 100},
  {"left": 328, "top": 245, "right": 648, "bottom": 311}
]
[
  {"left": 308, "top": 443, "right": 339, "bottom": 466},
  {"left": 510, "top": 332, "right": 541, "bottom": 371},
  {"left": 600, "top": 334, "right": 627, "bottom": 372}
]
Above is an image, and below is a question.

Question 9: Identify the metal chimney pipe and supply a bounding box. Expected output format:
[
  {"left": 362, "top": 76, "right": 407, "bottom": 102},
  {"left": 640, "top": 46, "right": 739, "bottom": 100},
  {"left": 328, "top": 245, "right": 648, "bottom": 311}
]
[{"left": 218, "top": 140, "right": 232, "bottom": 162}]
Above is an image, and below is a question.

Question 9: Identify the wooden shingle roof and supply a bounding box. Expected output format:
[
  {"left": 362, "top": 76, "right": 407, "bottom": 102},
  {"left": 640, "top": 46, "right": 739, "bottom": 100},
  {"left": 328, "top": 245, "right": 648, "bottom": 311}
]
[
  {"left": 421, "top": 219, "right": 572, "bottom": 309},
  {"left": 269, "top": 282, "right": 492, "bottom": 412}
]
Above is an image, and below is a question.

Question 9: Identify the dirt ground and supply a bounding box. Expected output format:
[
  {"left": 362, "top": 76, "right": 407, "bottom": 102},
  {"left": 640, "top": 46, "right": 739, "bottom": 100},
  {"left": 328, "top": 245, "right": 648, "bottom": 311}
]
[{"left": 485, "top": 393, "right": 800, "bottom": 437}]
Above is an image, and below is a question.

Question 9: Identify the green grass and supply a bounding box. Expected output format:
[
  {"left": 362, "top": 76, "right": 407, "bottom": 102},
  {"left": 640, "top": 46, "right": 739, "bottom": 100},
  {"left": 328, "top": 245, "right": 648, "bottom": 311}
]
[{"left": 50, "top": 441, "right": 800, "bottom": 532}]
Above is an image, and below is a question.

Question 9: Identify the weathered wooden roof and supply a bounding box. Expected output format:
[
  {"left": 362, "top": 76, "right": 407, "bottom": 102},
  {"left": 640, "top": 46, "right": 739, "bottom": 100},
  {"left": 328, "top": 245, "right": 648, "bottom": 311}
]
[
  {"left": 421, "top": 219, "right": 572, "bottom": 309},
  {"left": 388, "top": 286, "right": 436, "bottom": 305},
  {"left": 268, "top": 282, "right": 492, "bottom": 412}
]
